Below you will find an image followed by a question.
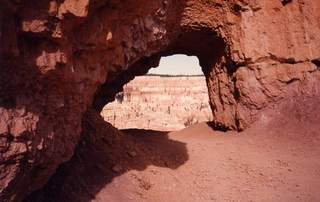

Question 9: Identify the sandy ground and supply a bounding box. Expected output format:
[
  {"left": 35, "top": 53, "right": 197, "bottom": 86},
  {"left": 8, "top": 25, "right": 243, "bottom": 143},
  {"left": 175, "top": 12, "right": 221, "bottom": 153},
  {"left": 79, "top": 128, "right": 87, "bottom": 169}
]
[
  {"left": 93, "top": 95, "right": 320, "bottom": 201},
  {"left": 93, "top": 121, "right": 320, "bottom": 202},
  {"left": 25, "top": 95, "right": 320, "bottom": 202}
]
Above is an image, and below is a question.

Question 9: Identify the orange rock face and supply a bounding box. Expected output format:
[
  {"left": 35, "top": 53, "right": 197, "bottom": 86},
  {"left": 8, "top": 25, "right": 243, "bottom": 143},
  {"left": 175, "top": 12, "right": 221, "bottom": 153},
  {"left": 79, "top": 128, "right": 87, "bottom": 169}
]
[
  {"left": 101, "top": 76, "right": 213, "bottom": 131},
  {"left": 0, "top": 0, "right": 319, "bottom": 200}
]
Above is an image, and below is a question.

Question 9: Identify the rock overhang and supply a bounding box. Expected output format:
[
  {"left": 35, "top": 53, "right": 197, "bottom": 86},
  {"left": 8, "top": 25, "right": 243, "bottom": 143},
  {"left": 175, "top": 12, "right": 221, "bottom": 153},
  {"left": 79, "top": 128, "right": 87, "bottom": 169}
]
[{"left": 1, "top": 0, "right": 320, "bottom": 201}]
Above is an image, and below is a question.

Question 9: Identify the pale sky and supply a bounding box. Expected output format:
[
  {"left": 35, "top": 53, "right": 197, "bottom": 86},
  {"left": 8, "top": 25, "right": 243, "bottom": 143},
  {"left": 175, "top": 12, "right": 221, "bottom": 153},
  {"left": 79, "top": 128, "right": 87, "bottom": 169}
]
[{"left": 147, "top": 54, "right": 203, "bottom": 75}]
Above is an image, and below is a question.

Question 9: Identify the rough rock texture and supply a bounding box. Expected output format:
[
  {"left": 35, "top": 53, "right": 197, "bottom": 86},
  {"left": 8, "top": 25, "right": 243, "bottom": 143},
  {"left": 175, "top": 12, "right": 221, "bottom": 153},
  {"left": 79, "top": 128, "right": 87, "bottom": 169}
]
[
  {"left": 24, "top": 92, "right": 320, "bottom": 201},
  {"left": 0, "top": 0, "right": 319, "bottom": 201},
  {"left": 101, "top": 76, "right": 213, "bottom": 131},
  {"left": 24, "top": 107, "right": 179, "bottom": 202}
]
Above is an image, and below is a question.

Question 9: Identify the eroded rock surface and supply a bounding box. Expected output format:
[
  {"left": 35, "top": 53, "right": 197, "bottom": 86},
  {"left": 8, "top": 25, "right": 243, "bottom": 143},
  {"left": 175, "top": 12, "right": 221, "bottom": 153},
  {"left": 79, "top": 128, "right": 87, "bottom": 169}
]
[
  {"left": 24, "top": 107, "right": 180, "bottom": 202},
  {"left": 101, "top": 76, "right": 213, "bottom": 131},
  {"left": 0, "top": 0, "right": 319, "bottom": 201}
]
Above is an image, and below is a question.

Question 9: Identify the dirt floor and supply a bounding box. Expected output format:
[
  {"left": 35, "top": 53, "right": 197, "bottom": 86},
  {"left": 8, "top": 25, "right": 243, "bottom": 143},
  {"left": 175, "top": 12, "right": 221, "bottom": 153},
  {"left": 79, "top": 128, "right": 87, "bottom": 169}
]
[
  {"left": 96, "top": 126, "right": 319, "bottom": 201},
  {"left": 94, "top": 96, "right": 320, "bottom": 202},
  {"left": 25, "top": 95, "right": 320, "bottom": 202}
]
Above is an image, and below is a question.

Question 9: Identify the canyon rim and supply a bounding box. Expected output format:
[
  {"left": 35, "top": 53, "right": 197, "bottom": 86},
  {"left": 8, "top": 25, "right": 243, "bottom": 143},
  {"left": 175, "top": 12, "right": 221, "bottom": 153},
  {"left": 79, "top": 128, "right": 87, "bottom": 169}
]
[
  {"left": 0, "top": 0, "right": 320, "bottom": 201},
  {"left": 101, "top": 76, "right": 213, "bottom": 131}
]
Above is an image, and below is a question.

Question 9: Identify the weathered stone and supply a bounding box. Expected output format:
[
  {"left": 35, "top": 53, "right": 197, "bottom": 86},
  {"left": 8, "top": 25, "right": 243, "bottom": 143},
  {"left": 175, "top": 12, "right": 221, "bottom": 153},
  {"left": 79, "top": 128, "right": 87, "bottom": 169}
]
[
  {"left": 111, "top": 164, "right": 123, "bottom": 173},
  {"left": 101, "top": 76, "right": 212, "bottom": 131},
  {"left": 127, "top": 151, "right": 137, "bottom": 157},
  {"left": 0, "top": 0, "right": 319, "bottom": 201}
]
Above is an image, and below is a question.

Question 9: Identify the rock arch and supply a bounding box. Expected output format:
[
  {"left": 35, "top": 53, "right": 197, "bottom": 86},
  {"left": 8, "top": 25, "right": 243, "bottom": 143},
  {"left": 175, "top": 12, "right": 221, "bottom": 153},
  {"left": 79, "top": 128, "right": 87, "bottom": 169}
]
[
  {"left": 1, "top": 0, "right": 319, "bottom": 200},
  {"left": 92, "top": 25, "right": 238, "bottom": 130}
]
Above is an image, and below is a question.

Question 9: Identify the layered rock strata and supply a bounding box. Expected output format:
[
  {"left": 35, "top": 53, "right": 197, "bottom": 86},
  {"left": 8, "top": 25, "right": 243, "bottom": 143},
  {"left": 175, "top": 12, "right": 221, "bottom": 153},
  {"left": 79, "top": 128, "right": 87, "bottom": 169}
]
[
  {"left": 101, "top": 76, "right": 213, "bottom": 131},
  {"left": 0, "top": 0, "right": 319, "bottom": 201}
]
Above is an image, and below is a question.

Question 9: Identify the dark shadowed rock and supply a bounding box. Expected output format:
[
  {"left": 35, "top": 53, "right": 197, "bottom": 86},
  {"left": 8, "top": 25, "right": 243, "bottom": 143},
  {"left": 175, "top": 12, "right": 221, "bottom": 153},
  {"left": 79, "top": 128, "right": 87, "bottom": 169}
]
[{"left": 0, "top": 0, "right": 319, "bottom": 201}]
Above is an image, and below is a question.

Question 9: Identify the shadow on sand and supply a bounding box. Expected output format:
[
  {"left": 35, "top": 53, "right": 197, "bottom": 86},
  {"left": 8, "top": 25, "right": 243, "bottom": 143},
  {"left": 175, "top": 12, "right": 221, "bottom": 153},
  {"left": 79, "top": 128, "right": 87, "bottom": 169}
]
[
  {"left": 122, "top": 129, "right": 189, "bottom": 168},
  {"left": 24, "top": 108, "right": 188, "bottom": 202}
]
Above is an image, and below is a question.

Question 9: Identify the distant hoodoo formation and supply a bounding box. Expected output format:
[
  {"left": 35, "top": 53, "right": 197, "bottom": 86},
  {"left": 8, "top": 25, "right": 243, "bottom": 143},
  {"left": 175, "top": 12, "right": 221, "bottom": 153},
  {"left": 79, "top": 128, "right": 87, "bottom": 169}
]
[
  {"left": 1, "top": 0, "right": 319, "bottom": 201},
  {"left": 101, "top": 76, "right": 213, "bottom": 131}
]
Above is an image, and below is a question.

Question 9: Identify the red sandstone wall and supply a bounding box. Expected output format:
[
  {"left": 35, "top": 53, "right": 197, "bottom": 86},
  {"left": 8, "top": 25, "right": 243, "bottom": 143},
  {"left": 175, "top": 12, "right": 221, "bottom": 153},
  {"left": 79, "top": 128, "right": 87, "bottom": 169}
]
[{"left": 0, "top": 0, "right": 319, "bottom": 200}]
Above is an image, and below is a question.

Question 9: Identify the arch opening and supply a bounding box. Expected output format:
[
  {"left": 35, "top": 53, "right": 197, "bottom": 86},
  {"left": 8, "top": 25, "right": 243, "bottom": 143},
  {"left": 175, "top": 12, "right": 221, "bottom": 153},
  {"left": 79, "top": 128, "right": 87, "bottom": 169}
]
[
  {"left": 93, "top": 27, "right": 239, "bottom": 131},
  {"left": 101, "top": 54, "right": 212, "bottom": 131}
]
